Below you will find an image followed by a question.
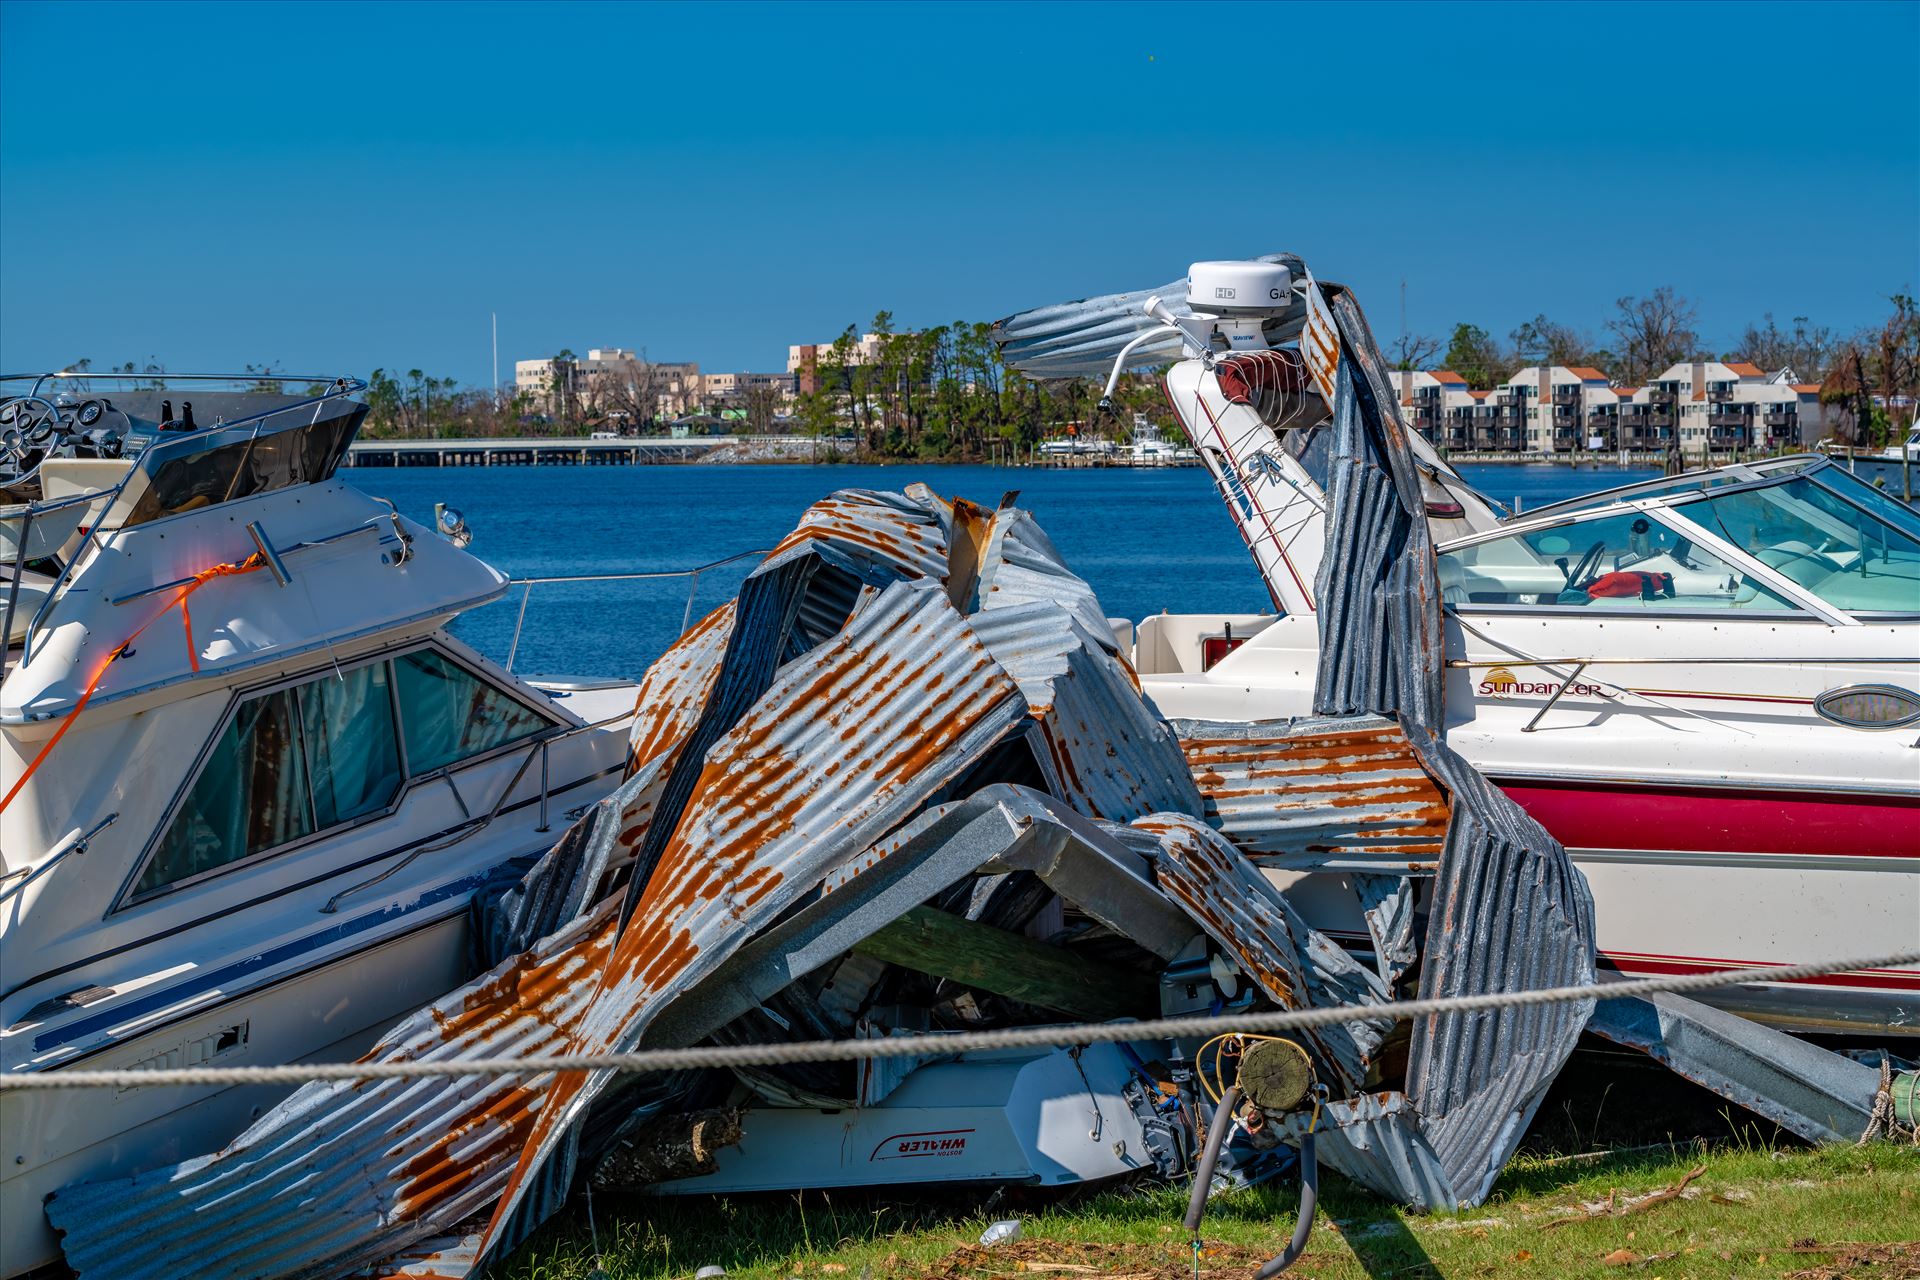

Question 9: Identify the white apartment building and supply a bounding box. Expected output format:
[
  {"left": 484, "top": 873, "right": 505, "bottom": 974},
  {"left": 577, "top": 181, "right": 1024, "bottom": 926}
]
[
  {"left": 1493, "top": 366, "right": 1616, "bottom": 453},
  {"left": 1632, "top": 360, "right": 1826, "bottom": 454},
  {"left": 702, "top": 371, "right": 796, "bottom": 405}
]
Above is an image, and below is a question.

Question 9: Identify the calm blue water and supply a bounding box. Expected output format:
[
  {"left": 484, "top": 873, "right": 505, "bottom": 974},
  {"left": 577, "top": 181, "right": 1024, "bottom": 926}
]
[{"left": 361, "top": 462, "right": 1657, "bottom": 678}]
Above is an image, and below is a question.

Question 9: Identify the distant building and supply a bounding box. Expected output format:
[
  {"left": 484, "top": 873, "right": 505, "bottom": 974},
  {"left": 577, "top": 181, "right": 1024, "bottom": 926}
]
[
  {"left": 787, "top": 333, "right": 894, "bottom": 394},
  {"left": 1492, "top": 366, "right": 1616, "bottom": 453},
  {"left": 1633, "top": 360, "right": 1826, "bottom": 453},
  {"left": 701, "top": 371, "right": 796, "bottom": 408},
  {"left": 514, "top": 349, "right": 701, "bottom": 420}
]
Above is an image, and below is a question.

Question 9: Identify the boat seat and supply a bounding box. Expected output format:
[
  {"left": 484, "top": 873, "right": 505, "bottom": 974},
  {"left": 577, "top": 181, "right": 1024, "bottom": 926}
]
[
  {"left": 1437, "top": 555, "right": 1470, "bottom": 605},
  {"left": 2, "top": 578, "right": 51, "bottom": 645},
  {"left": 0, "top": 501, "right": 87, "bottom": 563}
]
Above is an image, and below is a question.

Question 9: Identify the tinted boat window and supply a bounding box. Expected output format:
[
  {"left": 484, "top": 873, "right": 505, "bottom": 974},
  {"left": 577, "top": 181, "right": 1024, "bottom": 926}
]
[
  {"left": 301, "top": 662, "right": 403, "bottom": 827},
  {"left": 138, "top": 689, "right": 317, "bottom": 897},
  {"left": 393, "top": 649, "right": 546, "bottom": 775},
  {"left": 1679, "top": 478, "right": 1920, "bottom": 615},
  {"left": 121, "top": 407, "right": 364, "bottom": 527}
]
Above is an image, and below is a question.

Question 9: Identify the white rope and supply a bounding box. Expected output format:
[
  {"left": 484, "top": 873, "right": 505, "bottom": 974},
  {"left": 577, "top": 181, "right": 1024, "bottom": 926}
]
[{"left": 6, "top": 947, "right": 1915, "bottom": 1092}]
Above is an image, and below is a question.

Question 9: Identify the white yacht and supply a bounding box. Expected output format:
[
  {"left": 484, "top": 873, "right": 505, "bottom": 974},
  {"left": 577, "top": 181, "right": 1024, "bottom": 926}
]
[
  {"left": 999, "top": 259, "right": 1920, "bottom": 1039},
  {"left": 0, "top": 375, "right": 641, "bottom": 1276}
]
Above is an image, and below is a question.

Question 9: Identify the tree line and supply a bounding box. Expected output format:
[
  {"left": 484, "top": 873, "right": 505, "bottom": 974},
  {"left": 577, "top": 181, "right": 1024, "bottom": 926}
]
[{"left": 55, "top": 287, "right": 1917, "bottom": 455}]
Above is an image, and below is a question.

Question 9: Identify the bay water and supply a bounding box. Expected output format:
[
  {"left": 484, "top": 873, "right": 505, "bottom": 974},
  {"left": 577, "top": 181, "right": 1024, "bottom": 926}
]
[{"left": 362, "top": 462, "right": 1655, "bottom": 679}]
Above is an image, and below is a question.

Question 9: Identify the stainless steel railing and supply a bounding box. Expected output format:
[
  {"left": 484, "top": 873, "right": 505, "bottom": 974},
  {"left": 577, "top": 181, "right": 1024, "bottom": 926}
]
[{"left": 500, "top": 548, "right": 768, "bottom": 673}]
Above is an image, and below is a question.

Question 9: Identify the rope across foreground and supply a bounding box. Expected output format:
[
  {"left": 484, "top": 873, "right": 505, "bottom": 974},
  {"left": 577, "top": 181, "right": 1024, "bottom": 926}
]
[{"left": 8, "top": 947, "right": 1916, "bottom": 1092}]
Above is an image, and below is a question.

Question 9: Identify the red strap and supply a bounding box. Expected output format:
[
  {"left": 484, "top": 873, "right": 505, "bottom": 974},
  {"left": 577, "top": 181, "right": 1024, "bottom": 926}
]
[{"left": 1, "top": 553, "right": 264, "bottom": 815}]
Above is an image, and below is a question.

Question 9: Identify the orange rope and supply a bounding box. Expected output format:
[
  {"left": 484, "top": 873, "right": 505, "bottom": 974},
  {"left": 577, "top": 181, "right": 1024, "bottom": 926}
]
[{"left": 1, "top": 553, "right": 264, "bottom": 815}]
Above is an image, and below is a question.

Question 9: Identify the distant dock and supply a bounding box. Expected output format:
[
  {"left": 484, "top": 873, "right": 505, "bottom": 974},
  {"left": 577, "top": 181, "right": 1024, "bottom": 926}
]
[{"left": 343, "top": 435, "right": 843, "bottom": 467}]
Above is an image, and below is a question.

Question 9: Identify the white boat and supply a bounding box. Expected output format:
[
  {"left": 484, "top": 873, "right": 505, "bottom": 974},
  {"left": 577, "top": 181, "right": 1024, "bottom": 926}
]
[
  {"left": 0, "top": 374, "right": 646, "bottom": 1275},
  {"left": 1823, "top": 425, "right": 1920, "bottom": 503},
  {"left": 1000, "top": 258, "right": 1920, "bottom": 1040}
]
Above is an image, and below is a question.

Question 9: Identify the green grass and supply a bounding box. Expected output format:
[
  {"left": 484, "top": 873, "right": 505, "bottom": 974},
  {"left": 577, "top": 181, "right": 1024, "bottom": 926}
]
[{"left": 495, "top": 1054, "right": 1920, "bottom": 1280}]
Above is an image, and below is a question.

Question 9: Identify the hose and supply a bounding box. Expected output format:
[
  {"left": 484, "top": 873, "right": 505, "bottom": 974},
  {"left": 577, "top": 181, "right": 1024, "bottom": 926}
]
[
  {"left": 1252, "top": 1127, "right": 1317, "bottom": 1278},
  {"left": 1184, "top": 1084, "right": 1241, "bottom": 1232}
]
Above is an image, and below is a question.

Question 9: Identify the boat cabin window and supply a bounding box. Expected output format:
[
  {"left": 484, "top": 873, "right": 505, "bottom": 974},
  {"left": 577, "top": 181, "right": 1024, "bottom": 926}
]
[
  {"left": 135, "top": 663, "right": 402, "bottom": 899},
  {"left": 1675, "top": 478, "right": 1920, "bottom": 616},
  {"left": 393, "top": 649, "right": 547, "bottom": 775},
  {"left": 129, "top": 649, "right": 549, "bottom": 903},
  {"left": 1436, "top": 511, "right": 1799, "bottom": 612},
  {"left": 119, "top": 410, "right": 362, "bottom": 528}
]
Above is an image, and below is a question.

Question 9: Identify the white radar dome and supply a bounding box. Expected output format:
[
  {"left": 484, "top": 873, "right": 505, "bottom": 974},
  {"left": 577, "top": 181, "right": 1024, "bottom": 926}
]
[{"left": 1186, "top": 261, "right": 1294, "bottom": 316}]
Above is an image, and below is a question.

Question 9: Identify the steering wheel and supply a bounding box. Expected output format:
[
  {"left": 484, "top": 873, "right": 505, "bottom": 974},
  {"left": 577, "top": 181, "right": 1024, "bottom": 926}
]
[
  {"left": 1566, "top": 539, "right": 1608, "bottom": 591},
  {"left": 0, "top": 395, "right": 65, "bottom": 487}
]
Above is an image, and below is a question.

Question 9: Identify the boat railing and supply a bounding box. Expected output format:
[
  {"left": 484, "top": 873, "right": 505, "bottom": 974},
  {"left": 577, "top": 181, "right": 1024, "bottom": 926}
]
[{"left": 499, "top": 548, "right": 769, "bottom": 673}]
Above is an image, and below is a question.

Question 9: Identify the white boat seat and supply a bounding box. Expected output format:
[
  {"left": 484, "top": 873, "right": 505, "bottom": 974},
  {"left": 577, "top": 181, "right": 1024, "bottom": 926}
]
[
  {"left": 1437, "top": 555, "right": 1470, "bottom": 605},
  {"left": 0, "top": 502, "right": 88, "bottom": 563},
  {"left": 2, "top": 578, "right": 52, "bottom": 644},
  {"left": 37, "top": 457, "right": 133, "bottom": 502}
]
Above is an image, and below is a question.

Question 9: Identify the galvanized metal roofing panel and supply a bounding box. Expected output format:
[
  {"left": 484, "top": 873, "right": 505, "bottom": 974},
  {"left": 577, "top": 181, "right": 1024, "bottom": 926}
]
[
  {"left": 1269, "top": 1091, "right": 1457, "bottom": 1213},
  {"left": 973, "top": 507, "right": 1112, "bottom": 646},
  {"left": 45, "top": 900, "right": 622, "bottom": 1280},
  {"left": 476, "top": 577, "right": 1028, "bottom": 1267},
  {"left": 989, "top": 254, "right": 1308, "bottom": 382},
  {"left": 1399, "top": 724, "right": 1596, "bottom": 1207},
  {"left": 1133, "top": 811, "right": 1388, "bottom": 1096},
  {"left": 969, "top": 602, "right": 1201, "bottom": 823},
  {"left": 760, "top": 489, "right": 950, "bottom": 585},
  {"left": 1170, "top": 714, "right": 1449, "bottom": 871},
  {"left": 1587, "top": 990, "right": 1880, "bottom": 1145}
]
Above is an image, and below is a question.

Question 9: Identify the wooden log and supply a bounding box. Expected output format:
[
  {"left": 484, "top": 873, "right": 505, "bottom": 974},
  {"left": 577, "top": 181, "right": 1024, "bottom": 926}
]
[{"left": 853, "top": 904, "right": 1154, "bottom": 1022}]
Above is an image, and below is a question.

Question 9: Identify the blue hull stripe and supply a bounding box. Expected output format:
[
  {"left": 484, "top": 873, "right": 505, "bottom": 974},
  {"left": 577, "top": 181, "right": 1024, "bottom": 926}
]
[{"left": 35, "top": 871, "right": 491, "bottom": 1054}]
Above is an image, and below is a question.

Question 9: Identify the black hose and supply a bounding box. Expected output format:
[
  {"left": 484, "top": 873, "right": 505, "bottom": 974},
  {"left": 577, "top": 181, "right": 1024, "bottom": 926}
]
[
  {"left": 1252, "top": 1128, "right": 1318, "bottom": 1279},
  {"left": 1183, "top": 1084, "right": 1240, "bottom": 1232}
]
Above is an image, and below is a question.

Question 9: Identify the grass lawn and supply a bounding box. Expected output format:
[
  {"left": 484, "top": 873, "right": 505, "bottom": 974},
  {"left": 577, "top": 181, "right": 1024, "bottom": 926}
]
[{"left": 497, "top": 1049, "right": 1919, "bottom": 1280}]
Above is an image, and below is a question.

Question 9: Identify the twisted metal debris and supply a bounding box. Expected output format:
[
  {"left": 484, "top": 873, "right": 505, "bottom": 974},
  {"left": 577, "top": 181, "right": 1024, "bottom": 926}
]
[{"left": 36, "top": 257, "right": 1878, "bottom": 1279}]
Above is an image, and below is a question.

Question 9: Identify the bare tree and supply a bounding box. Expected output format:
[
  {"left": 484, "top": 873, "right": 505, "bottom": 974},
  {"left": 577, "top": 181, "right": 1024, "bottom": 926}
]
[
  {"left": 1508, "top": 314, "right": 1595, "bottom": 368},
  {"left": 599, "top": 353, "right": 669, "bottom": 435},
  {"left": 1731, "top": 313, "right": 1835, "bottom": 379},
  {"left": 1605, "top": 288, "right": 1700, "bottom": 384},
  {"left": 1389, "top": 331, "right": 1442, "bottom": 371}
]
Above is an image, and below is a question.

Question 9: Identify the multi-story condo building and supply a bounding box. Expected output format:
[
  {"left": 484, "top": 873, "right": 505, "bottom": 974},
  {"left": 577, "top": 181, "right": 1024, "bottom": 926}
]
[
  {"left": 1635, "top": 360, "right": 1826, "bottom": 454},
  {"left": 1492, "top": 366, "right": 1614, "bottom": 453},
  {"left": 702, "top": 371, "right": 797, "bottom": 408}
]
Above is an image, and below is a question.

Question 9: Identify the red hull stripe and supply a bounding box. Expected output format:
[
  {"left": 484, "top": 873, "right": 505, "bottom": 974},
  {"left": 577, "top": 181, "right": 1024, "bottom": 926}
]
[
  {"left": 1498, "top": 780, "right": 1920, "bottom": 859},
  {"left": 1601, "top": 951, "right": 1920, "bottom": 992}
]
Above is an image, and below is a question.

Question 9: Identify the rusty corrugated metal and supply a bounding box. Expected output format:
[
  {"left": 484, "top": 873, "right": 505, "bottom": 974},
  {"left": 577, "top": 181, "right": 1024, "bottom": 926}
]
[
  {"left": 761, "top": 488, "right": 949, "bottom": 585},
  {"left": 1133, "top": 811, "right": 1388, "bottom": 1096},
  {"left": 473, "top": 577, "right": 1028, "bottom": 1268},
  {"left": 45, "top": 901, "right": 622, "bottom": 1280},
  {"left": 970, "top": 602, "right": 1200, "bottom": 823},
  {"left": 479, "top": 597, "right": 737, "bottom": 967},
  {"left": 1171, "top": 715, "right": 1449, "bottom": 871},
  {"left": 972, "top": 507, "right": 1112, "bottom": 645}
]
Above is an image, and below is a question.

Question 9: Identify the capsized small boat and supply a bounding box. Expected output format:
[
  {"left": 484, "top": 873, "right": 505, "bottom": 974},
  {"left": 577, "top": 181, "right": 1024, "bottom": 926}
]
[
  {"left": 995, "top": 258, "right": 1920, "bottom": 1040},
  {"left": 0, "top": 374, "right": 644, "bottom": 1275}
]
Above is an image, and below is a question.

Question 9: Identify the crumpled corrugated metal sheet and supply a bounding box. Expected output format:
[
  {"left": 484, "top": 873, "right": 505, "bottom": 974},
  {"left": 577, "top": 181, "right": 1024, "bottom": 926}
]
[
  {"left": 45, "top": 900, "right": 622, "bottom": 1280},
  {"left": 1171, "top": 715, "right": 1449, "bottom": 872},
  {"left": 1586, "top": 990, "right": 1880, "bottom": 1145},
  {"left": 1398, "top": 723, "right": 1596, "bottom": 1207},
  {"left": 762, "top": 488, "right": 950, "bottom": 586},
  {"left": 480, "top": 600, "right": 737, "bottom": 966},
  {"left": 1133, "top": 811, "right": 1388, "bottom": 1097},
  {"left": 971, "top": 602, "right": 1200, "bottom": 824},
  {"left": 1352, "top": 873, "right": 1419, "bottom": 988},
  {"left": 474, "top": 577, "right": 1028, "bottom": 1269},
  {"left": 990, "top": 254, "right": 1307, "bottom": 382},
  {"left": 1269, "top": 1091, "right": 1458, "bottom": 1212},
  {"left": 972, "top": 506, "right": 1113, "bottom": 645}
]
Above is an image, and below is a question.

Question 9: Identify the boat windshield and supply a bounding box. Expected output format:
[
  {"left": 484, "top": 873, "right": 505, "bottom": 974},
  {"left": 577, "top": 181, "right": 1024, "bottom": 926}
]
[
  {"left": 1521, "top": 456, "right": 1821, "bottom": 520},
  {"left": 1669, "top": 475, "right": 1920, "bottom": 616}
]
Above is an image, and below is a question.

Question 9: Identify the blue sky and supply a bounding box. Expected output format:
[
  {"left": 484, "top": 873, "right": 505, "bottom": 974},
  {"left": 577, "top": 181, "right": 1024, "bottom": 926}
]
[{"left": 2, "top": 0, "right": 1915, "bottom": 385}]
